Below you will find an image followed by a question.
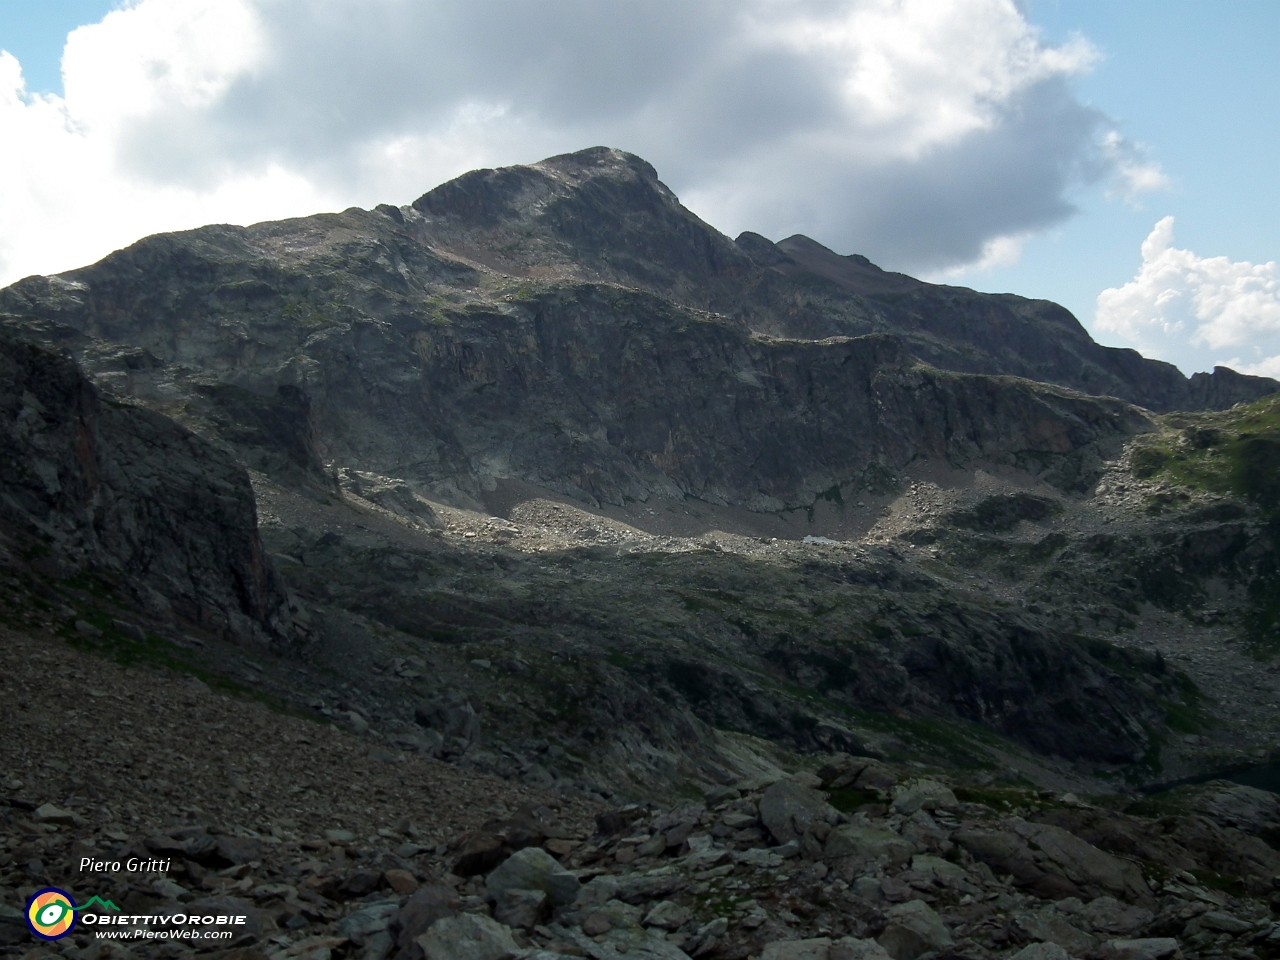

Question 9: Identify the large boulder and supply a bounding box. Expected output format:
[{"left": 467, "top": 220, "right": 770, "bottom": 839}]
[
  {"left": 954, "top": 821, "right": 1153, "bottom": 904},
  {"left": 493, "top": 888, "right": 547, "bottom": 930},
  {"left": 1008, "top": 907, "right": 1097, "bottom": 956},
  {"left": 452, "top": 833, "right": 509, "bottom": 878},
  {"left": 415, "top": 914, "right": 520, "bottom": 960},
  {"left": 643, "top": 902, "right": 692, "bottom": 931},
  {"left": 761, "top": 938, "right": 891, "bottom": 960},
  {"left": 829, "top": 940, "right": 892, "bottom": 960},
  {"left": 824, "top": 824, "right": 914, "bottom": 865},
  {"left": 890, "top": 780, "right": 957, "bottom": 816},
  {"left": 1096, "top": 939, "right": 1180, "bottom": 960},
  {"left": 484, "top": 846, "right": 580, "bottom": 906},
  {"left": 337, "top": 901, "right": 400, "bottom": 949},
  {"left": 761, "top": 939, "right": 833, "bottom": 960},
  {"left": 391, "top": 886, "right": 459, "bottom": 960},
  {"left": 1007, "top": 945, "right": 1070, "bottom": 960},
  {"left": 1193, "top": 782, "right": 1280, "bottom": 837},
  {"left": 876, "top": 901, "right": 953, "bottom": 960},
  {"left": 759, "top": 781, "right": 831, "bottom": 845},
  {"left": 908, "top": 854, "right": 969, "bottom": 885},
  {"left": 1080, "top": 897, "right": 1155, "bottom": 937}
]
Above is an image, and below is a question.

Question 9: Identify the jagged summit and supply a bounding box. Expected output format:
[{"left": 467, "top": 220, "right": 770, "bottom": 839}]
[
  {"left": 411, "top": 146, "right": 746, "bottom": 301},
  {"left": 404, "top": 147, "right": 1277, "bottom": 412}
]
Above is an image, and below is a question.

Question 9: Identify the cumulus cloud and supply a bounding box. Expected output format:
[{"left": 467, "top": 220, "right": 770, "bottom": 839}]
[
  {"left": 1096, "top": 216, "right": 1280, "bottom": 375},
  {"left": 1, "top": 0, "right": 1152, "bottom": 284}
]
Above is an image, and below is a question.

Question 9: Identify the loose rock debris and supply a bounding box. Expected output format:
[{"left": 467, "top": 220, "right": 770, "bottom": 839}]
[{"left": 3, "top": 629, "right": 1279, "bottom": 960}]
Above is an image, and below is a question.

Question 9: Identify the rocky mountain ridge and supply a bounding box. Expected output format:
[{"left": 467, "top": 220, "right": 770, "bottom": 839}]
[
  {"left": 1, "top": 148, "right": 1275, "bottom": 514},
  {"left": 0, "top": 146, "right": 1277, "bottom": 806},
  {"left": 404, "top": 148, "right": 1276, "bottom": 414}
]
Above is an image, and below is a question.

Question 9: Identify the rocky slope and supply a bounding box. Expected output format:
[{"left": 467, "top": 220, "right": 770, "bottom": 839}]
[{"left": 3, "top": 625, "right": 1278, "bottom": 960}]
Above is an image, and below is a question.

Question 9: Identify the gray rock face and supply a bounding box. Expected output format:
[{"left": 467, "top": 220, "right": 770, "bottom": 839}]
[
  {"left": 954, "top": 820, "right": 1152, "bottom": 904},
  {"left": 876, "top": 900, "right": 954, "bottom": 960},
  {"left": 0, "top": 151, "right": 1212, "bottom": 781},
  {"left": 1009, "top": 906, "right": 1098, "bottom": 955},
  {"left": 759, "top": 781, "right": 830, "bottom": 845},
  {"left": 3, "top": 146, "right": 1271, "bottom": 797},
  {"left": 642, "top": 901, "right": 691, "bottom": 931},
  {"left": 409, "top": 147, "right": 1276, "bottom": 413},
  {"left": 760, "top": 938, "right": 892, "bottom": 960},
  {"left": 823, "top": 824, "right": 914, "bottom": 865},
  {"left": 493, "top": 888, "right": 547, "bottom": 930},
  {"left": 0, "top": 330, "right": 292, "bottom": 642},
  {"left": 828, "top": 940, "right": 892, "bottom": 960},
  {"left": 1193, "top": 781, "right": 1280, "bottom": 837},
  {"left": 484, "top": 846, "right": 580, "bottom": 906},
  {"left": 392, "top": 886, "right": 459, "bottom": 960},
  {"left": 1007, "top": 944, "right": 1071, "bottom": 960},
  {"left": 761, "top": 939, "right": 834, "bottom": 960},
  {"left": 415, "top": 914, "right": 519, "bottom": 960},
  {"left": 1096, "top": 938, "right": 1180, "bottom": 960},
  {"left": 1080, "top": 897, "right": 1155, "bottom": 937},
  {"left": 890, "top": 780, "right": 957, "bottom": 815}
]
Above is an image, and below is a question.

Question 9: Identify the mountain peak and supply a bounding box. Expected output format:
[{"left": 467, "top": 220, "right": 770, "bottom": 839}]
[
  {"left": 534, "top": 146, "right": 662, "bottom": 185},
  {"left": 410, "top": 146, "right": 671, "bottom": 224},
  {"left": 410, "top": 146, "right": 744, "bottom": 298}
]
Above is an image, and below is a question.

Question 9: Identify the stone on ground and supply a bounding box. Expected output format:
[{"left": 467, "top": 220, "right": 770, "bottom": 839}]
[
  {"left": 1096, "top": 939, "right": 1181, "bottom": 960},
  {"left": 828, "top": 938, "right": 892, "bottom": 960},
  {"left": 493, "top": 888, "right": 547, "bottom": 930},
  {"left": 824, "top": 824, "right": 914, "bottom": 864},
  {"left": 484, "top": 846, "right": 580, "bottom": 906},
  {"left": 416, "top": 914, "right": 520, "bottom": 960},
  {"left": 759, "top": 781, "right": 829, "bottom": 845},
  {"left": 761, "top": 938, "right": 832, "bottom": 960},
  {"left": 1008, "top": 944, "right": 1071, "bottom": 960},
  {"left": 876, "top": 900, "right": 954, "bottom": 960},
  {"left": 643, "top": 901, "right": 692, "bottom": 930},
  {"left": 890, "top": 780, "right": 957, "bottom": 815}
]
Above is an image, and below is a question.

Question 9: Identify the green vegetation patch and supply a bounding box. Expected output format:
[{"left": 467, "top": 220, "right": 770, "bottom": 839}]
[
  {"left": 1126, "top": 396, "right": 1280, "bottom": 655},
  {"left": 1132, "top": 394, "right": 1280, "bottom": 508}
]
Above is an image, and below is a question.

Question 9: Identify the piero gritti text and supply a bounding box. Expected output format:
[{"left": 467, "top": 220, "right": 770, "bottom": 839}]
[{"left": 79, "top": 857, "right": 173, "bottom": 873}]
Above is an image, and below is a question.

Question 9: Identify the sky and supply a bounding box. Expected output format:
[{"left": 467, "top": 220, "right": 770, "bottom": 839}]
[{"left": 0, "top": 0, "right": 1277, "bottom": 378}]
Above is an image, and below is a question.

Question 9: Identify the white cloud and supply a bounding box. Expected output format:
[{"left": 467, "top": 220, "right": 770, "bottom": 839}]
[
  {"left": 928, "top": 232, "right": 1031, "bottom": 281},
  {"left": 1095, "top": 216, "right": 1280, "bottom": 375},
  {"left": 1100, "top": 131, "right": 1170, "bottom": 202},
  {"left": 0, "top": 0, "right": 1147, "bottom": 285}
]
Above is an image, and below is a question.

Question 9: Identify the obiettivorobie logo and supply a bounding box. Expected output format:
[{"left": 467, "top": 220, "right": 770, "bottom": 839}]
[{"left": 25, "top": 888, "right": 120, "bottom": 941}]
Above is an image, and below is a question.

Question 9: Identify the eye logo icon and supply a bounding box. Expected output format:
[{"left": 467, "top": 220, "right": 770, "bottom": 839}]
[{"left": 26, "top": 888, "right": 77, "bottom": 940}]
